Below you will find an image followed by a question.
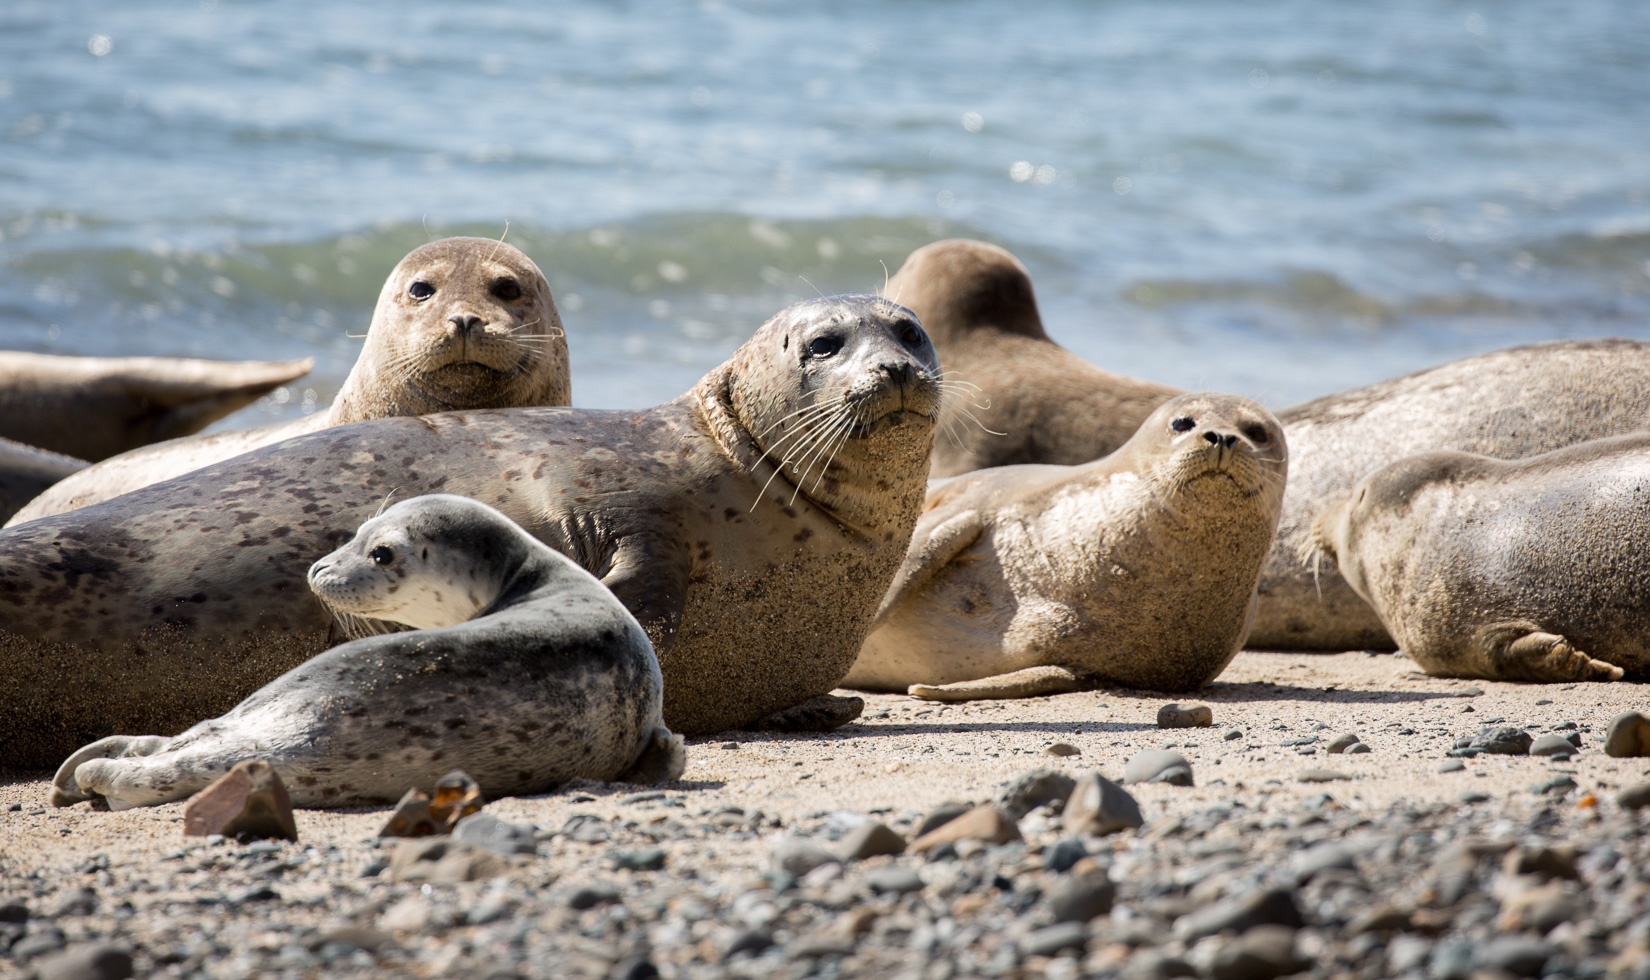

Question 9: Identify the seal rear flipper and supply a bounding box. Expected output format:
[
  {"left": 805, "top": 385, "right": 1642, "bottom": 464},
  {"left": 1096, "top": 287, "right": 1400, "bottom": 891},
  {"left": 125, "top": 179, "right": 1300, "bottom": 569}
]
[
  {"left": 743, "top": 694, "right": 865, "bottom": 732},
  {"left": 620, "top": 727, "right": 687, "bottom": 783},
  {"left": 1478, "top": 623, "right": 1624, "bottom": 682},
  {"left": 50, "top": 734, "right": 169, "bottom": 807},
  {"left": 908, "top": 665, "right": 1083, "bottom": 702}
]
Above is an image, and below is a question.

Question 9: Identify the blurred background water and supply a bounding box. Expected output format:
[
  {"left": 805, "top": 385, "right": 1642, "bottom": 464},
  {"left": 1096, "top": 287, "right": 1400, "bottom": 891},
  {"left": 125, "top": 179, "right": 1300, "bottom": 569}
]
[{"left": 1, "top": 0, "right": 1647, "bottom": 426}]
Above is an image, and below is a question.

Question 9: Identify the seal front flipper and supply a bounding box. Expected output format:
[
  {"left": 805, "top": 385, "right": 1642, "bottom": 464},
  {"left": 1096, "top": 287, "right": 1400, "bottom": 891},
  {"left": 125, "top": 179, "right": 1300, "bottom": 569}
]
[
  {"left": 742, "top": 694, "right": 865, "bottom": 732},
  {"left": 908, "top": 665, "right": 1084, "bottom": 702},
  {"left": 620, "top": 727, "right": 687, "bottom": 783},
  {"left": 50, "top": 734, "right": 169, "bottom": 807},
  {"left": 598, "top": 532, "right": 691, "bottom": 651},
  {"left": 872, "top": 509, "right": 986, "bottom": 627},
  {"left": 1479, "top": 624, "right": 1624, "bottom": 682}
]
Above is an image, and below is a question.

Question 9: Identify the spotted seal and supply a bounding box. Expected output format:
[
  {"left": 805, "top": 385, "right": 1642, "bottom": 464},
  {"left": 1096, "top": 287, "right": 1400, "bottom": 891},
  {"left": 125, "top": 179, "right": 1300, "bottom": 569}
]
[
  {"left": 0, "top": 437, "right": 86, "bottom": 525},
  {"left": 49, "top": 495, "right": 683, "bottom": 808},
  {"left": 0, "top": 294, "right": 939, "bottom": 768},
  {"left": 10, "top": 237, "right": 571, "bottom": 525},
  {"left": 845, "top": 393, "right": 1287, "bottom": 699}
]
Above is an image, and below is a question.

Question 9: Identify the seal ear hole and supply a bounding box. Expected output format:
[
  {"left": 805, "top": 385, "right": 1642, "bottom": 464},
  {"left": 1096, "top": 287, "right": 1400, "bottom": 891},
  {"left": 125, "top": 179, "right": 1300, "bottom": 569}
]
[
  {"left": 808, "top": 336, "right": 843, "bottom": 358},
  {"left": 1243, "top": 424, "right": 1270, "bottom": 445},
  {"left": 421, "top": 548, "right": 428, "bottom": 561},
  {"left": 491, "top": 278, "right": 522, "bottom": 302},
  {"left": 1171, "top": 416, "right": 1196, "bottom": 433},
  {"left": 408, "top": 281, "right": 435, "bottom": 301},
  {"left": 370, "top": 546, "right": 395, "bottom": 567}
]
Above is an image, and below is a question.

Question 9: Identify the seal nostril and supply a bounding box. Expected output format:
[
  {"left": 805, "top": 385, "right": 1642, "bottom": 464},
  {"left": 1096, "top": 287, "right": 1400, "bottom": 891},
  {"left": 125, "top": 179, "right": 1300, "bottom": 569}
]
[
  {"left": 1223, "top": 434, "right": 1238, "bottom": 448},
  {"left": 449, "top": 314, "right": 484, "bottom": 334},
  {"left": 1203, "top": 431, "right": 1219, "bottom": 444},
  {"left": 883, "top": 362, "right": 912, "bottom": 383}
]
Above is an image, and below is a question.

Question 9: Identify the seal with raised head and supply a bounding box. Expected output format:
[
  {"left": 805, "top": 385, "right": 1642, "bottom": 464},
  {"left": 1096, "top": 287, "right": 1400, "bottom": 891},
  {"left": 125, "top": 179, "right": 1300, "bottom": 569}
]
[
  {"left": 49, "top": 495, "right": 684, "bottom": 809},
  {"left": 0, "top": 294, "right": 939, "bottom": 768},
  {"left": 883, "top": 239, "right": 1182, "bottom": 478},
  {"left": 1308, "top": 435, "right": 1649, "bottom": 682},
  {"left": 0, "top": 350, "right": 313, "bottom": 461},
  {"left": 10, "top": 237, "right": 571, "bottom": 524},
  {"left": 845, "top": 392, "right": 1287, "bottom": 699}
]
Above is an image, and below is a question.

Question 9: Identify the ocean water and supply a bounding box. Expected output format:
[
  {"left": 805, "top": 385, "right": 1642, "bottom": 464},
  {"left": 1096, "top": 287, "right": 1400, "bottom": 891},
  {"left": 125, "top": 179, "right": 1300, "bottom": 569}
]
[{"left": 2, "top": 0, "right": 1647, "bottom": 427}]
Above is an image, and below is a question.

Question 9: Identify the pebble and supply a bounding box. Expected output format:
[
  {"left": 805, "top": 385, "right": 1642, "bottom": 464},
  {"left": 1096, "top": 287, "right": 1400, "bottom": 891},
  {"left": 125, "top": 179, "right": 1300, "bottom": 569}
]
[
  {"left": 1156, "top": 703, "right": 1214, "bottom": 728},
  {"left": 771, "top": 838, "right": 836, "bottom": 877},
  {"left": 1615, "top": 781, "right": 1650, "bottom": 809},
  {"left": 834, "top": 821, "right": 905, "bottom": 861},
  {"left": 51, "top": 888, "right": 96, "bottom": 917},
  {"left": 1290, "top": 842, "right": 1357, "bottom": 882},
  {"left": 428, "top": 770, "right": 484, "bottom": 828},
  {"left": 1438, "top": 760, "right": 1466, "bottom": 773},
  {"left": 1022, "top": 920, "right": 1088, "bottom": 957},
  {"left": 1062, "top": 772, "right": 1144, "bottom": 835},
  {"left": 1529, "top": 733, "right": 1578, "bottom": 758},
  {"left": 908, "top": 805, "right": 1020, "bottom": 852},
  {"left": 723, "top": 930, "right": 774, "bottom": 961},
  {"left": 387, "top": 837, "right": 505, "bottom": 884},
  {"left": 1206, "top": 925, "right": 1308, "bottom": 980},
  {"left": 914, "top": 802, "right": 970, "bottom": 837},
  {"left": 182, "top": 760, "right": 298, "bottom": 842},
  {"left": 452, "top": 813, "right": 537, "bottom": 855},
  {"left": 1175, "top": 887, "right": 1303, "bottom": 941},
  {"left": 996, "top": 768, "right": 1076, "bottom": 819},
  {"left": 380, "top": 788, "right": 440, "bottom": 838},
  {"left": 618, "top": 790, "right": 666, "bottom": 805},
  {"left": 863, "top": 867, "right": 924, "bottom": 895},
  {"left": 1223, "top": 729, "right": 1244, "bottom": 741},
  {"left": 610, "top": 957, "right": 660, "bottom": 980},
  {"left": 12, "top": 931, "right": 67, "bottom": 963},
  {"left": 1469, "top": 726, "right": 1532, "bottom": 756},
  {"left": 1044, "top": 742, "right": 1081, "bottom": 757},
  {"left": 1047, "top": 873, "right": 1115, "bottom": 923},
  {"left": 566, "top": 882, "right": 620, "bottom": 910},
  {"left": 1472, "top": 934, "right": 1550, "bottom": 977},
  {"left": 1530, "top": 775, "right": 1576, "bottom": 796},
  {"left": 1123, "top": 750, "right": 1194, "bottom": 786},
  {"left": 612, "top": 848, "right": 666, "bottom": 872},
  {"left": 26, "top": 943, "right": 134, "bottom": 980},
  {"left": 1346, "top": 742, "right": 1371, "bottom": 754},
  {"left": 1294, "top": 769, "right": 1351, "bottom": 783},
  {"left": 1043, "top": 838, "right": 1088, "bottom": 874},
  {"left": 1603, "top": 711, "right": 1650, "bottom": 758},
  {"left": 1456, "top": 790, "right": 1490, "bottom": 804},
  {"left": 1324, "top": 733, "right": 1360, "bottom": 753}
]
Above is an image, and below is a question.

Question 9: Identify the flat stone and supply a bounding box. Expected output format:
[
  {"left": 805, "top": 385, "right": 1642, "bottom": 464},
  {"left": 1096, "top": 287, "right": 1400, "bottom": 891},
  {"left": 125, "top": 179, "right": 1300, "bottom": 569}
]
[
  {"left": 26, "top": 943, "right": 134, "bottom": 980},
  {"left": 305, "top": 927, "right": 392, "bottom": 953},
  {"left": 387, "top": 837, "right": 505, "bottom": 884},
  {"left": 1530, "top": 733, "right": 1579, "bottom": 757},
  {"left": 1456, "top": 790, "right": 1490, "bottom": 804},
  {"left": 1530, "top": 775, "right": 1577, "bottom": 796},
  {"left": 835, "top": 821, "right": 904, "bottom": 862},
  {"left": 1157, "top": 703, "right": 1214, "bottom": 729},
  {"left": 1224, "top": 729, "right": 1244, "bottom": 741},
  {"left": 1472, "top": 935, "right": 1550, "bottom": 977},
  {"left": 863, "top": 867, "right": 924, "bottom": 895},
  {"left": 51, "top": 888, "right": 96, "bottom": 917},
  {"left": 787, "top": 934, "right": 856, "bottom": 960},
  {"left": 1345, "top": 742, "right": 1371, "bottom": 754},
  {"left": 1175, "top": 886, "right": 1304, "bottom": 942},
  {"left": 1290, "top": 842, "right": 1357, "bottom": 882},
  {"left": 1044, "top": 742, "right": 1081, "bottom": 757},
  {"left": 1604, "top": 711, "right": 1650, "bottom": 758},
  {"left": 618, "top": 790, "right": 666, "bottom": 804},
  {"left": 909, "top": 805, "right": 1020, "bottom": 852},
  {"left": 1503, "top": 845, "right": 1579, "bottom": 881},
  {"left": 379, "top": 789, "right": 440, "bottom": 838},
  {"left": 1124, "top": 750, "right": 1193, "bottom": 786},
  {"left": 1325, "top": 734, "right": 1362, "bottom": 754},
  {"left": 613, "top": 848, "right": 667, "bottom": 872},
  {"left": 1047, "top": 873, "right": 1115, "bottom": 923},
  {"left": 1346, "top": 905, "right": 1411, "bottom": 935},
  {"left": 182, "top": 760, "right": 297, "bottom": 842},
  {"left": 567, "top": 882, "right": 620, "bottom": 910},
  {"left": 1043, "top": 838, "right": 1088, "bottom": 874},
  {"left": 452, "top": 812, "right": 536, "bottom": 855},
  {"left": 914, "top": 802, "right": 970, "bottom": 838},
  {"left": 1615, "top": 781, "right": 1650, "bottom": 809},
  {"left": 428, "top": 770, "right": 484, "bottom": 828},
  {"left": 11, "top": 930, "right": 66, "bottom": 962},
  {"left": 1022, "top": 921, "right": 1088, "bottom": 957},
  {"left": 996, "top": 768, "right": 1076, "bottom": 819},
  {"left": 1438, "top": 760, "right": 1466, "bottom": 773},
  {"left": 1062, "top": 772, "right": 1144, "bottom": 836},
  {"left": 1469, "top": 727, "right": 1532, "bottom": 756},
  {"left": 1295, "top": 769, "right": 1351, "bottom": 783},
  {"left": 771, "top": 838, "right": 837, "bottom": 877},
  {"left": 1206, "top": 925, "right": 1308, "bottom": 980}
]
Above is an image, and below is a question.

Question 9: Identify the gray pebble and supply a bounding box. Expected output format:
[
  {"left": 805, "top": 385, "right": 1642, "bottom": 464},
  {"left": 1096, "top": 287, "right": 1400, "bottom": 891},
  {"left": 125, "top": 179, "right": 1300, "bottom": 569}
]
[
  {"left": 997, "top": 768, "right": 1076, "bottom": 819},
  {"left": 26, "top": 943, "right": 133, "bottom": 980},
  {"left": 1530, "top": 775, "right": 1577, "bottom": 796},
  {"left": 1294, "top": 769, "right": 1351, "bottom": 783},
  {"left": 1124, "top": 750, "right": 1194, "bottom": 786},
  {"left": 835, "top": 821, "right": 905, "bottom": 862},
  {"left": 915, "top": 802, "right": 970, "bottom": 837},
  {"left": 1469, "top": 726, "right": 1532, "bottom": 756},
  {"left": 10, "top": 930, "right": 67, "bottom": 963},
  {"left": 1291, "top": 842, "right": 1358, "bottom": 882},
  {"left": 1223, "top": 730, "right": 1244, "bottom": 741},
  {"left": 1429, "top": 941, "right": 1474, "bottom": 980},
  {"left": 1175, "top": 887, "right": 1303, "bottom": 942},
  {"left": 1530, "top": 733, "right": 1579, "bottom": 758},
  {"left": 1043, "top": 838, "right": 1088, "bottom": 874},
  {"left": 771, "top": 838, "right": 836, "bottom": 877},
  {"left": 1047, "top": 875, "right": 1115, "bottom": 923},
  {"left": 453, "top": 813, "right": 537, "bottom": 856},
  {"left": 1022, "top": 921, "right": 1088, "bottom": 957},
  {"left": 723, "top": 930, "right": 774, "bottom": 961},
  {"left": 1326, "top": 734, "right": 1362, "bottom": 753},
  {"left": 1438, "top": 760, "right": 1466, "bottom": 773},
  {"left": 864, "top": 867, "right": 924, "bottom": 895},
  {"left": 1207, "top": 925, "right": 1308, "bottom": 980},
  {"left": 611, "top": 849, "right": 666, "bottom": 872},
  {"left": 1615, "top": 781, "right": 1650, "bottom": 809},
  {"left": 1063, "top": 772, "right": 1144, "bottom": 835},
  {"left": 50, "top": 889, "right": 96, "bottom": 917},
  {"left": 1157, "top": 703, "right": 1214, "bottom": 728},
  {"left": 617, "top": 791, "right": 666, "bottom": 805},
  {"left": 1473, "top": 934, "right": 1550, "bottom": 977},
  {"left": 1346, "top": 742, "right": 1371, "bottom": 754},
  {"left": 567, "top": 883, "right": 620, "bottom": 910},
  {"left": 1456, "top": 790, "right": 1490, "bottom": 805}
]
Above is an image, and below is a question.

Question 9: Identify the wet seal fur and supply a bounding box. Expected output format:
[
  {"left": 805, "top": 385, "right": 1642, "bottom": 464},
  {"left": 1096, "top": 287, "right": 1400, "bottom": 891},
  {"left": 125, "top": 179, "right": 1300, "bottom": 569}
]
[
  {"left": 49, "top": 495, "right": 683, "bottom": 809},
  {"left": 11, "top": 237, "right": 571, "bottom": 525},
  {"left": 846, "top": 393, "right": 1287, "bottom": 699},
  {"left": 0, "top": 350, "right": 313, "bottom": 461},
  {"left": 0, "top": 294, "right": 939, "bottom": 768},
  {"left": 1307, "top": 435, "right": 1650, "bottom": 682},
  {"left": 883, "top": 239, "right": 1181, "bottom": 478}
]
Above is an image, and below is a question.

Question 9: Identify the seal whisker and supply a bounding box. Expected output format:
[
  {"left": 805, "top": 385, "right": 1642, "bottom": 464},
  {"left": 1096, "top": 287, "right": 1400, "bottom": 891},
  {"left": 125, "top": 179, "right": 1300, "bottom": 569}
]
[
  {"left": 792, "top": 410, "right": 853, "bottom": 502},
  {"left": 487, "top": 220, "right": 511, "bottom": 262},
  {"left": 807, "top": 412, "right": 858, "bottom": 495}
]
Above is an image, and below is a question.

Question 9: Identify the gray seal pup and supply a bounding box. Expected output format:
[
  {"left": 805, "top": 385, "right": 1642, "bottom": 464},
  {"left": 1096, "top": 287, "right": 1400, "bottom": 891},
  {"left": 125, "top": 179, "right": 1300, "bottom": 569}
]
[
  {"left": 845, "top": 392, "right": 1287, "bottom": 699},
  {"left": 0, "top": 294, "right": 939, "bottom": 768},
  {"left": 884, "top": 239, "right": 1182, "bottom": 478},
  {"left": 10, "top": 237, "right": 571, "bottom": 525},
  {"left": 1308, "top": 435, "right": 1650, "bottom": 682},
  {"left": 0, "top": 350, "right": 313, "bottom": 461},
  {"left": 0, "top": 437, "right": 86, "bottom": 524},
  {"left": 49, "top": 494, "right": 684, "bottom": 809}
]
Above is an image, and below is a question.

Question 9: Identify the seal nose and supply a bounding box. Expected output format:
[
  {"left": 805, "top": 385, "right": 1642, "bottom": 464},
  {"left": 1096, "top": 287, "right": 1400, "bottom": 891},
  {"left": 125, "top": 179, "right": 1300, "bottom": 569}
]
[
  {"left": 449, "top": 313, "right": 485, "bottom": 335},
  {"left": 880, "top": 362, "right": 913, "bottom": 385},
  {"left": 1203, "top": 431, "right": 1238, "bottom": 448}
]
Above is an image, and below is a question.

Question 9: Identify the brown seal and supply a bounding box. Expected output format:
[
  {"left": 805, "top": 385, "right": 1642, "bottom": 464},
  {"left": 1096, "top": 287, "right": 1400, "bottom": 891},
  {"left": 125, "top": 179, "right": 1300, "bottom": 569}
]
[
  {"left": 883, "top": 239, "right": 1181, "bottom": 477},
  {"left": 9, "top": 237, "right": 570, "bottom": 524},
  {"left": 846, "top": 392, "right": 1287, "bottom": 698},
  {"left": 1308, "top": 434, "right": 1650, "bottom": 681},
  {"left": 0, "top": 350, "right": 312, "bottom": 461},
  {"left": 0, "top": 294, "right": 939, "bottom": 769}
]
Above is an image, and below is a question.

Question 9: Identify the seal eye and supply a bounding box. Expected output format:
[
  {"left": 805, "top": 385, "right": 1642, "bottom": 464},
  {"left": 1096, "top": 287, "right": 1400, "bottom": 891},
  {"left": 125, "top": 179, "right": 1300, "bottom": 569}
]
[
  {"left": 408, "top": 281, "right": 435, "bottom": 301},
  {"left": 808, "top": 336, "right": 843, "bottom": 358},
  {"left": 899, "top": 322, "right": 926, "bottom": 346},
  {"left": 1244, "top": 424, "right": 1270, "bottom": 445},
  {"left": 369, "top": 546, "right": 395, "bottom": 567},
  {"left": 492, "top": 278, "right": 522, "bottom": 301},
  {"left": 1170, "top": 417, "right": 1196, "bottom": 433}
]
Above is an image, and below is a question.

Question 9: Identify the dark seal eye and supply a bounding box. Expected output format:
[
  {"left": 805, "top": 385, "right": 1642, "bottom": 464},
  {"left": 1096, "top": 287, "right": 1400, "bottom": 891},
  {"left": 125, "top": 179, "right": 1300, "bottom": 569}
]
[
  {"left": 808, "top": 336, "right": 843, "bottom": 358},
  {"left": 369, "top": 546, "right": 395, "bottom": 566},
  {"left": 1244, "top": 424, "right": 1270, "bottom": 445},
  {"left": 1171, "top": 416, "right": 1196, "bottom": 433},
  {"left": 899, "top": 322, "right": 926, "bottom": 346},
  {"left": 408, "top": 281, "right": 435, "bottom": 301},
  {"left": 492, "top": 278, "right": 522, "bottom": 301}
]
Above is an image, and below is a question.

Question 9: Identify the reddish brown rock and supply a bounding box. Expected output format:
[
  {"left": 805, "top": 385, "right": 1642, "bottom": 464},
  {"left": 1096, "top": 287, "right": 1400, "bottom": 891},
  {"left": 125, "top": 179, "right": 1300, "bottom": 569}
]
[
  {"left": 182, "top": 760, "right": 297, "bottom": 842},
  {"left": 428, "top": 770, "right": 484, "bottom": 829},
  {"left": 379, "top": 788, "right": 441, "bottom": 838},
  {"left": 908, "top": 805, "right": 1020, "bottom": 853}
]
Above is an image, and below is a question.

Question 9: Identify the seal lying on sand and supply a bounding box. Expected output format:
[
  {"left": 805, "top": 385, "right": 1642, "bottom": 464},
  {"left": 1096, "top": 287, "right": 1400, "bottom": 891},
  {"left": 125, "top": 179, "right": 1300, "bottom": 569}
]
[
  {"left": 845, "top": 393, "right": 1287, "bottom": 699},
  {"left": 0, "top": 350, "right": 312, "bottom": 461},
  {"left": 1308, "top": 436, "right": 1650, "bottom": 682},
  {"left": 49, "top": 495, "right": 684, "bottom": 809},
  {"left": 0, "top": 437, "right": 86, "bottom": 524},
  {"left": 0, "top": 294, "right": 939, "bottom": 768},
  {"left": 10, "top": 237, "right": 571, "bottom": 525},
  {"left": 885, "top": 239, "right": 1181, "bottom": 478}
]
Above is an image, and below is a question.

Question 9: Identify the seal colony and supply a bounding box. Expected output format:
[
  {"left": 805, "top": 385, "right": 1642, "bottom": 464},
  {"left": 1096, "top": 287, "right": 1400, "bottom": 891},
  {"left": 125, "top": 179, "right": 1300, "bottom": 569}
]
[
  {"left": 49, "top": 495, "right": 683, "bottom": 809},
  {"left": 0, "top": 293, "right": 939, "bottom": 769},
  {"left": 847, "top": 393, "right": 1287, "bottom": 698},
  {"left": 10, "top": 237, "right": 572, "bottom": 524}
]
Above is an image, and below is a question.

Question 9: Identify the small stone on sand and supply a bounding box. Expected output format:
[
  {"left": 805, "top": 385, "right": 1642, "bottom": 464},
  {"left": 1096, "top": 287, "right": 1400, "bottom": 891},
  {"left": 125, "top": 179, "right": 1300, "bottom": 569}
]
[{"left": 182, "top": 760, "right": 297, "bottom": 842}]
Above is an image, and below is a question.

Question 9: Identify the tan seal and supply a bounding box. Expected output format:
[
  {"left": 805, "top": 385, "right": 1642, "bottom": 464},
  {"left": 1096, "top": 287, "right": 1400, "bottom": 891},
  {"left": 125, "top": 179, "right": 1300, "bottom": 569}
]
[
  {"left": 845, "top": 392, "right": 1287, "bottom": 699},
  {"left": 0, "top": 294, "right": 939, "bottom": 768},
  {"left": 1308, "top": 433, "right": 1650, "bottom": 681},
  {"left": 0, "top": 350, "right": 312, "bottom": 461},
  {"left": 10, "top": 237, "right": 570, "bottom": 524},
  {"left": 883, "top": 239, "right": 1181, "bottom": 478}
]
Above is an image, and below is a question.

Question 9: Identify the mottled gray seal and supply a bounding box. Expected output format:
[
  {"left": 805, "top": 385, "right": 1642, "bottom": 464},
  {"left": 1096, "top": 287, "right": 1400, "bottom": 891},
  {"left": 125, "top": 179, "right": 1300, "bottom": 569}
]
[
  {"left": 845, "top": 393, "right": 1287, "bottom": 699},
  {"left": 1307, "top": 434, "right": 1650, "bottom": 682},
  {"left": 10, "top": 237, "right": 571, "bottom": 525},
  {"left": 0, "top": 294, "right": 939, "bottom": 768},
  {"left": 0, "top": 350, "right": 313, "bottom": 461},
  {"left": 49, "top": 495, "right": 683, "bottom": 809},
  {"left": 0, "top": 437, "right": 85, "bottom": 524},
  {"left": 883, "top": 239, "right": 1181, "bottom": 478}
]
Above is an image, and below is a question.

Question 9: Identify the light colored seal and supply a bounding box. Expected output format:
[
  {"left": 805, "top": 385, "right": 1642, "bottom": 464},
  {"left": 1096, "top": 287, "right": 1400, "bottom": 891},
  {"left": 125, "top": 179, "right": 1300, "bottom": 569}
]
[
  {"left": 9, "top": 237, "right": 571, "bottom": 525},
  {"left": 1255, "top": 339, "right": 1650, "bottom": 651},
  {"left": 1308, "top": 434, "right": 1650, "bottom": 682},
  {"left": 883, "top": 239, "right": 1182, "bottom": 478},
  {"left": 0, "top": 294, "right": 939, "bottom": 768},
  {"left": 0, "top": 350, "right": 313, "bottom": 461},
  {"left": 845, "top": 392, "right": 1287, "bottom": 699},
  {"left": 48, "top": 495, "right": 684, "bottom": 809},
  {"left": 0, "top": 437, "right": 86, "bottom": 524}
]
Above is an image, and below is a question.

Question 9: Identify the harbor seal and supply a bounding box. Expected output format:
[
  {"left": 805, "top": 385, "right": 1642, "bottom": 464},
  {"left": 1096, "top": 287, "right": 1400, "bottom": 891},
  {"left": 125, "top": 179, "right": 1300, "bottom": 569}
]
[
  {"left": 845, "top": 392, "right": 1287, "bottom": 699},
  {"left": 9, "top": 237, "right": 571, "bottom": 525},
  {"left": 0, "top": 294, "right": 939, "bottom": 768},
  {"left": 1308, "top": 434, "right": 1650, "bottom": 681},
  {"left": 49, "top": 495, "right": 684, "bottom": 809},
  {"left": 0, "top": 350, "right": 313, "bottom": 461},
  {"left": 0, "top": 437, "right": 86, "bottom": 524},
  {"left": 883, "top": 239, "right": 1181, "bottom": 478}
]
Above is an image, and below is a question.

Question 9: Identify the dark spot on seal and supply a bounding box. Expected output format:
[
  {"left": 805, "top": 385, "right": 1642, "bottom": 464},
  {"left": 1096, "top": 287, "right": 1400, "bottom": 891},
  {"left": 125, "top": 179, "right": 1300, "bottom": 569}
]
[{"left": 793, "top": 527, "right": 813, "bottom": 543}]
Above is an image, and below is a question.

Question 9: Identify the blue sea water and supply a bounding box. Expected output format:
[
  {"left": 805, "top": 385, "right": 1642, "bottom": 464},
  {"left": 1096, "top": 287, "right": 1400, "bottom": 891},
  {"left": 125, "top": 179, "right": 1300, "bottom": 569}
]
[{"left": 1, "top": 0, "right": 1647, "bottom": 424}]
